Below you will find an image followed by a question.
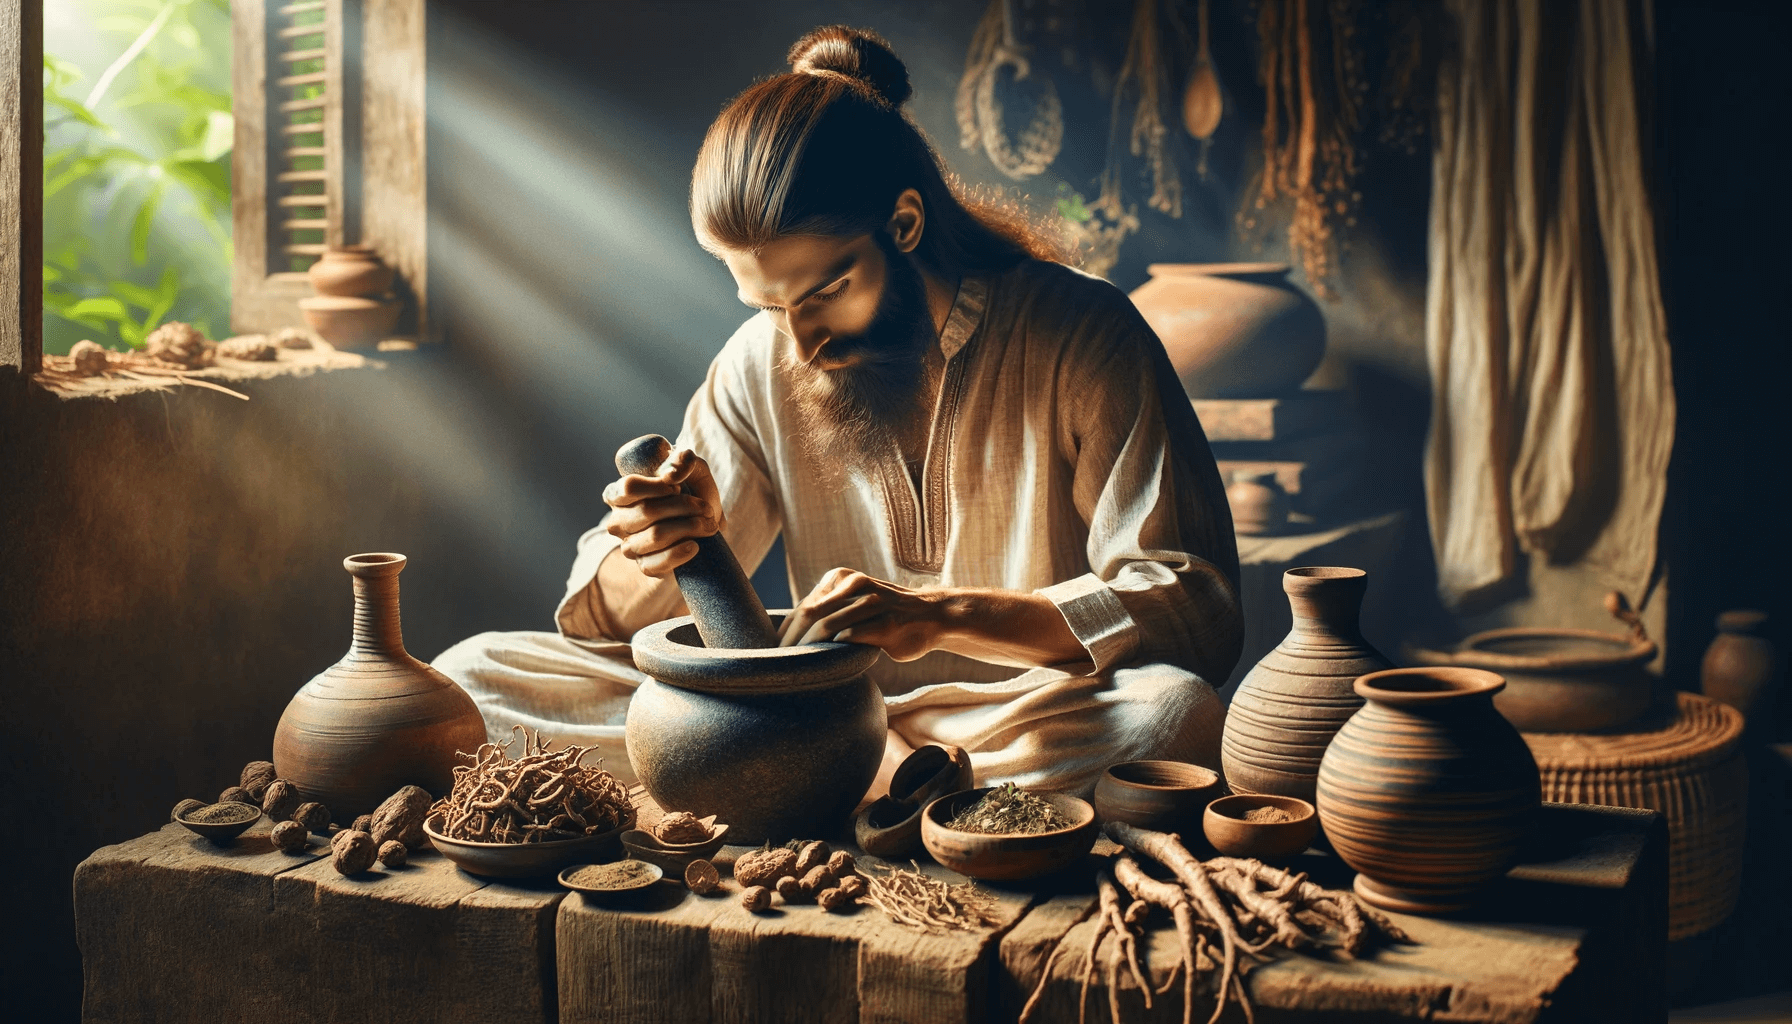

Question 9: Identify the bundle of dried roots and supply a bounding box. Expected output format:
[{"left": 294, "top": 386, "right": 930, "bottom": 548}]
[
  {"left": 861, "top": 862, "right": 1002, "bottom": 934},
  {"left": 427, "top": 728, "right": 632, "bottom": 844},
  {"left": 1022, "top": 821, "right": 1413, "bottom": 1024}
]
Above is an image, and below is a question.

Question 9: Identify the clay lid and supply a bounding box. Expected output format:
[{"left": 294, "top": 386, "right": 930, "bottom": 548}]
[
  {"left": 1146, "top": 262, "right": 1289, "bottom": 277},
  {"left": 1716, "top": 609, "right": 1768, "bottom": 635}
]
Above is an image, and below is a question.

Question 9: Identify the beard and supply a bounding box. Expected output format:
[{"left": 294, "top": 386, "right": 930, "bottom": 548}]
[{"left": 785, "top": 234, "right": 936, "bottom": 478}]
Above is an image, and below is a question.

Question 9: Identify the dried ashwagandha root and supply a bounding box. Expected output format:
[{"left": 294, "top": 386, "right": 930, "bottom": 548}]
[
  {"left": 740, "top": 885, "right": 772, "bottom": 912},
  {"left": 377, "top": 840, "right": 408, "bottom": 868},
  {"left": 331, "top": 829, "right": 377, "bottom": 875},
  {"left": 271, "top": 820, "right": 309, "bottom": 852},
  {"left": 685, "top": 859, "right": 721, "bottom": 895}
]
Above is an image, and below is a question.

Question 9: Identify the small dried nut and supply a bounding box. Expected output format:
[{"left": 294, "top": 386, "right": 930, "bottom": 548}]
[
  {"left": 218, "top": 335, "right": 278, "bottom": 361},
  {"left": 740, "top": 885, "right": 772, "bottom": 912},
  {"left": 275, "top": 326, "right": 314, "bottom": 349},
  {"left": 818, "top": 886, "right": 856, "bottom": 912},
  {"left": 685, "top": 859, "right": 720, "bottom": 894},
  {"left": 239, "top": 761, "right": 278, "bottom": 800},
  {"left": 654, "top": 811, "right": 712, "bottom": 845},
  {"left": 371, "top": 785, "right": 433, "bottom": 848},
  {"left": 331, "top": 829, "right": 377, "bottom": 875},
  {"left": 775, "top": 875, "right": 803, "bottom": 903},
  {"left": 377, "top": 840, "right": 408, "bottom": 867},
  {"left": 262, "top": 780, "right": 301, "bottom": 822},
  {"left": 793, "top": 840, "right": 831, "bottom": 876},
  {"left": 220, "top": 786, "right": 256, "bottom": 806},
  {"left": 734, "top": 848, "right": 798, "bottom": 888},
  {"left": 171, "top": 798, "right": 205, "bottom": 822},
  {"left": 797, "top": 866, "right": 837, "bottom": 898},
  {"left": 352, "top": 814, "right": 374, "bottom": 833},
  {"left": 270, "top": 820, "right": 309, "bottom": 852},
  {"left": 827, "top": 850, "right": 855, "bottom": 877},
  {"left": 836, "top": 874, "right": 868, "bottom": 899},
  {"left": 69, "top": 340, "right": 109, "bottom": 375},
  {"left": 293, "top": 802, "right": 331, "bottom": 833},
  {"left": 144, "top": 321, "right": 214, "bottom": 368}
]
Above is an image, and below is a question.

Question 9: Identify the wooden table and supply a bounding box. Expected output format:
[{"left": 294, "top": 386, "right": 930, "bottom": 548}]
[{"left": 76, "top": 801, "right": 1664, "bottom": 1024}]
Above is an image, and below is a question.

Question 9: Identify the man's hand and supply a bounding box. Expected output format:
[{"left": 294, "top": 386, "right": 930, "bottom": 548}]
[
  {"left": 603, "top": 448, "right": 724, "bottom": 579},
  {"left": 778, "top": 568, "right": 947, "bottom": 661}
]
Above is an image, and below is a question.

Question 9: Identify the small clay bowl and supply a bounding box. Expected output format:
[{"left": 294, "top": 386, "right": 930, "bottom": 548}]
[
  {"left": 1203, "top": 794, "right": 1318, "bottom": 860},
  {"left": 620, "top": 825, "right": 729, "bottom": 875},
  {"left": 558, "top": 859, "right": 663, "bottom": 906},
  {"left": 1093, "top": 760, "right": 1224, "bottom": 834},
  {"left": 174, "top": 802, "right": 262, "bottom": 843},
  {"left": 424, "top": 817, "right": 629, "bottom": 879},
  {"left": 921, "top": 788, "right": 1099, "bottom": 881}
]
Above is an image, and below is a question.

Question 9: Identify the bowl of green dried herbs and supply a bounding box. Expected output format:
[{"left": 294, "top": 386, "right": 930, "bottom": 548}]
[{"left": 920, "top": 784, "right": 1098, "bottom": 880}]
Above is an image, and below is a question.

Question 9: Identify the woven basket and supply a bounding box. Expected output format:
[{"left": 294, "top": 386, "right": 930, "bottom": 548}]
[{"left": 1523, "top": 692, "right": 1746, "bottom": 940}]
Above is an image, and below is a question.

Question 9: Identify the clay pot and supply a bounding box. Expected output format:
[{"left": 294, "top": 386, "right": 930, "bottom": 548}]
[
  {"left": 307, "top": 244, "right": 396, "bottom": 297},
  {"left": 1225, "top": 470, "right": 1289, "bottom": 536},
  {"left": 1701, "top": 610, "right": 1778, "bottom": 727},
  {"left": 273, "top": 554, "right": 488, "bottom": 818},
  {"left": 1127, "top": 263, "right": 1325, "bottom": 399},
  {"left": 1221, "top": 567, "right": 1392, "bottom": 803},
  {"left": 920, "top": 789, "right": 1099, "bottom": 881},
  {"left": 1408, "top": 627, "right": 1657, "bottom": 733},
  {"left": 626, "top": 614, "right": 886, "bottom": 844},
  {"left": 298, "top": 295, "right": 401, "bottom": 348},
  {"left": 1202, "top": 794, "right": 1318, "bottom": 860},
  {"left": 1092, "top": 760, "right": 1223, "bottom": 835},
  {"left": 1316, "top": 667, "right": 1542, "bottom": 915}
]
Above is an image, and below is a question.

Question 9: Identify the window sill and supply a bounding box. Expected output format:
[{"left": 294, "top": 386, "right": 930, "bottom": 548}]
[{"left": 33, "top": 334, "right": 385, "bottom": 401}]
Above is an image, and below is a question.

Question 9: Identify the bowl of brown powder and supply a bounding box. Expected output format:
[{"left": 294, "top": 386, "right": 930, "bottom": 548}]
[
  {"left": 920, "top": 784, "right": 1098, "bottom": 881},
  {"left": 1202, "top": 794, "right": 1317, "bottom": 860},
  {"left": 558, "top": 859, "right": 664, "bottom": 905},
  {"left": 174, "top": 800, "right": 263, "bottom": 842}
]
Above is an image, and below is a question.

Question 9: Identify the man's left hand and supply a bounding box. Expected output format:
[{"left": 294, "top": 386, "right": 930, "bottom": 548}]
[{"left": 777, "top": 568, "right": 950, "bottom": 661}]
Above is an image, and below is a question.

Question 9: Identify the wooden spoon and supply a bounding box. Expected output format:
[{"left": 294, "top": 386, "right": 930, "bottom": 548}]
[{"left": 1183, "top": 0, "right": 1222, "bottom": 139}]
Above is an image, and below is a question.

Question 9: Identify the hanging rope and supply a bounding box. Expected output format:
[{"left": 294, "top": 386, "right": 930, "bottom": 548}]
[{"left": 956, "top": 0, "right": 1064, "bottom": 180}]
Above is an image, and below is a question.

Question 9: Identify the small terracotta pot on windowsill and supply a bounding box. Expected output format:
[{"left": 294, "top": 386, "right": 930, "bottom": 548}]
[{"left": 299, "top": 294, "right": 402, "bottom": 349}]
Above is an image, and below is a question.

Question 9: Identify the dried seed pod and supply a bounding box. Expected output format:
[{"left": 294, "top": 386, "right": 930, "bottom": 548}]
[
  {"left": 794, "top": 840, "right": 831, "bottom": 876},
  {"left": 293, "top": 802, "right": 331, "bottom": 833},
  {"left": 775, "top": 875, "right": 804, "bottom": 903},
  {"left": 371, "top": 785, "right": 433, "bottom": 848},
  {"left": 171, "top": 798, "right": 205, "bottom": 822},
  {"left": 377, "top": 840, "right": 408, "bottom": 868},
  {"left": 352, "top": 814, "right": 374, "bottom": 833},
  {"left": 270, "top": 820, "right": 309, "bottom": 852},
  {"left": 827, "top": 850, "right": 855, "bottom": 877},
  {"left": 654, "top": 811, "right": 712, "bottom": 845},
  {"left": 740, "top": 885, "right": 772, "bottom": 912},
  {"left": 837, "top": 874, "right": 868, "bottom": 899},
  {"left": 261, "top": 780, "right": 301, "bottom": 822},
  {"left": 239, "top": 761, "right": 278, "bottom": 800},
  {"left": 798, "top": 866, "right": 838, "bottom": 898},
  {"left": 220, "top": 786, "right": 256, "bottom": 806},
  {"left": 818, "top": 886, "right": 856, "bottom": 912},
  {"left": 734, "top": 848, "right": 798, "bottom": 888},
  {"left": 331, "top": 829, "right": 377, "bottom": 875},
  {"left": 685, "top": 859, "right": 720, "bottom": 894}
]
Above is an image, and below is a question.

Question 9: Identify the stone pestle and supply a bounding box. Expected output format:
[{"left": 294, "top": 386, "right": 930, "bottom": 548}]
[{"left": 614, "top": 434, "right": 780, "bottom": 649}]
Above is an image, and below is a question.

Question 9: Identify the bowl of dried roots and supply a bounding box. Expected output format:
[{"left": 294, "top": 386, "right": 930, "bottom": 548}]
[
  {"left": 424, "top": 730, "right": 635, "bottom": 878},
  {"left": 921, "top": 784, "right": 1098, "bottom": 880}
]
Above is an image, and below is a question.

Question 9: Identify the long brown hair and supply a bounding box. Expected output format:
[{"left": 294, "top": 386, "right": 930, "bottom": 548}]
[{"left": 691, "top": 26, "right": 1063, "bottom": 276}]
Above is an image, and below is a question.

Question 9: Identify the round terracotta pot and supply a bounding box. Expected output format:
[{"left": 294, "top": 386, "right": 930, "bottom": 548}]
[
  {"left": 1408, "top": 627, "right": 1657, "bottom": 733},
  {"left": 307, "top": 244, "right": 396, "bottom": 297},
  {"left": 1225, "top": 470, "right": 1289, "bottom": 536},
  {"left": 1316, "top": 667, "right": 1542, "bottom": 915},
  {"left": 273, "top": 554, "right": 488, "bottom": 818},
  {"left": 1127, "top": 262, "right": 1326, "bottom": 399},
  {"left": 298, "top": 295, "right": 401, "bottom": 349},
  {"left": 626, "top": 614, "right": 886, "bottom": 844},
  {"left": 1701, "top": 609, "right": 1778, "bottom": 728},
  {"left": 1221, "top": 567, "right": 1392, "bottom": 802}
]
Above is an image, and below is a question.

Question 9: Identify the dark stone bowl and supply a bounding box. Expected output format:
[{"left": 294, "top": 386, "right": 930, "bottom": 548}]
[
  {"left": 626, "top": 613, "right": 886, "bottom": 844},
  {"left": 424, "top": 818, "right": 629, "bottom": 878}
]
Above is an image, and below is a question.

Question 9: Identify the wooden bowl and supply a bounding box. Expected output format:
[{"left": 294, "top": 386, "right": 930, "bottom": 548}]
[
  {"left": 920, "top": 788, "right": 1098, "bottom": 881},
  {"left": 558, "top": 860, "right": 663, "bottom": 905},
  {"left": 1093, "top": 760, "right": 1224, "bottom": 834},
  {"left": 1203, "top": 794, "right": 1318, "bottom": 859},
  {"left": 620, "top": 825, "right": 729, "bottom": 875},
  {"left": 174, "top": 802, "right": 263, "bottom": 843},
  {"left": 298, "top": 295, "right": 401, "bottom": 348},
  {"left": 424, "top": 818, "right": 628, "bottom": 878},
  {"left": 855, "top": 796, "right": 925, "bottom": 859}
]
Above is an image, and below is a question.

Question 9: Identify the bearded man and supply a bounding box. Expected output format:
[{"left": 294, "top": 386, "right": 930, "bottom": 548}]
[{"left": 434, "top": 26, "right": 1242, "bottom": 796}]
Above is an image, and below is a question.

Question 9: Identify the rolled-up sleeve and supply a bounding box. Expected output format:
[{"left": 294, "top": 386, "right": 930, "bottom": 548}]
[
  {"left": 1040, "top": 289, "right": 1243, "bottom": 683},
  {"left": 555, "top": 321, "right": 784, "bottom": 645}
]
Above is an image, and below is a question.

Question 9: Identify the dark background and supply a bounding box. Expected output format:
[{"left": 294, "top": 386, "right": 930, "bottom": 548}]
[{"left": 2, "top": 0, "right": 1787, "bottom": 1017}]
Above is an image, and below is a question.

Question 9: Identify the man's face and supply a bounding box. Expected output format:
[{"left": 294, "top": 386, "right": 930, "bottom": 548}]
[{"left": 724, "top": 230, "right": 934, "bottom": 472}]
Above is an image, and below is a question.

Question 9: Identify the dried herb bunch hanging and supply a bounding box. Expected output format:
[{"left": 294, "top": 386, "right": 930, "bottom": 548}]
[
  {"left": 1104, "top": 0, "right": 1194, "bottom": 219},
  {"left": 1243, "top": 0, "right": 1368, "bottom": 298},
  {"left": 957, "top": 0, "right": 1064, "bottom": 180},
  {"left": 427, "top": 728, "right": 633, "bottom": 844}
]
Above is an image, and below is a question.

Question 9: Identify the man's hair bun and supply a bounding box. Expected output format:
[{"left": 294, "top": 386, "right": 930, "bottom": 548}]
[{"left": 788, "top": 25, "right": 912, "bottom": 107}]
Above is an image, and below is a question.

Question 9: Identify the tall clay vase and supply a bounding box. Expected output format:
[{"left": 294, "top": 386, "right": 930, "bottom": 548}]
[
  {"left": 1221, "top": 567, "right": 1392, "bottom": 803},
  {"left": 1127, "top": 263, "right": 1326, "bottom": 399},
  {"left": 627, "top": 614, "right": 887, "bottom": 844},
  {"left": 273, "top": 554, "right": 487, "bottom": 818},
  {"left": 1316, "top": 667, "right": 1542, "bottom": 915},
  {"left": 1702, "top": 609, "right": 1779, "bottom": 730}
]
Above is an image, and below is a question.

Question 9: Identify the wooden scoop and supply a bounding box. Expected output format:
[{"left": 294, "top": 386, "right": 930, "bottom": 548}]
[
  {"left": 1183, "top": 0, "right": 1222, "bottom": 140},
  {"left": 614, "top": 434, "right": 779, "bottom": 649}
]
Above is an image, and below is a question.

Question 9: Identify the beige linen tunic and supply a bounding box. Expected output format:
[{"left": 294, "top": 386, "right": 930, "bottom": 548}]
[{"left": 435, "top": 259, "right": 1242, "bottom": 794}]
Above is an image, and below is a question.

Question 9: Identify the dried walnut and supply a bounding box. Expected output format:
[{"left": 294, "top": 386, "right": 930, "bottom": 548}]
[
  {"left": 239, "top": 761, "right": 278, "bottom": 800},
  {"left": 775, "top": 876, "right": 803, "bottom": 903},
  {"left": 352, "top": 814, "right": 373, "bottom": 833},
  {"left": 294, "top": 801, "right": 331, "bottom": 833},
  {"left": 654, "top": 811, "right": 712, "bottom": 845},
  {"left": 740, "top": 885, "right": 772, "bottom": 912},
  {"left": 220, "top": 786, "right": 257, "bottom": 806},
  {"left": 331, "top": 829, "right": 378, "bottom": 875},
  {"left": 262, "top": 780, "right": 301, "bottom": 822},
  {"left": 733, "top": 848, "right": 798, "bottom": 888},
  {"left": 377, "top": 840, "right": 408, "bottom": 867},
  {"left": 270, "top": 820, "right": 309, "bottom": 852}
]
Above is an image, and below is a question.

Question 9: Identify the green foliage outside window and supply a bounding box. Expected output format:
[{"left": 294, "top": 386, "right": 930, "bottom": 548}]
[{"left": 42, "top": 0, "right": 232, "bottom": 357}]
